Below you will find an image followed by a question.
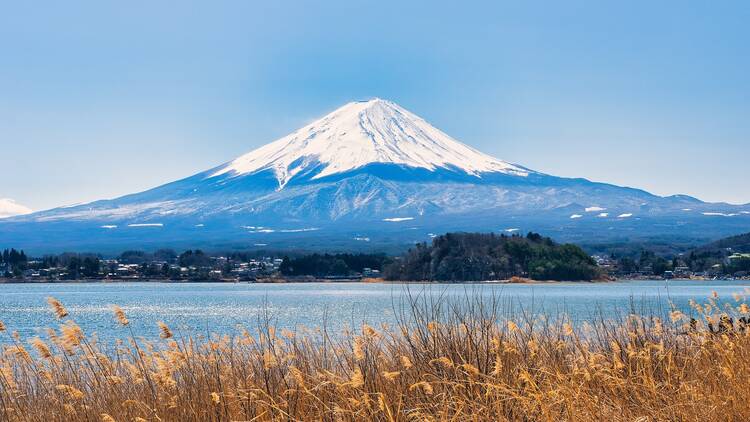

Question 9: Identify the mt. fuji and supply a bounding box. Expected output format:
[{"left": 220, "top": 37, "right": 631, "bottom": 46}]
[
  {"left": 210, "top": 99, "right": 532, "bottom": 188},
  {"left": 3, "top": 99, "right": 748, "bottom": 253}
]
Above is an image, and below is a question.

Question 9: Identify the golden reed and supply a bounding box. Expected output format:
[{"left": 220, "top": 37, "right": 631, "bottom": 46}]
[{"left": 1, "top": 293, "right": 750, "bottom": 421}]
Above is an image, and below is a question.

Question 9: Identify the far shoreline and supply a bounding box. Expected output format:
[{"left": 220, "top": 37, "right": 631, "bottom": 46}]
[{"left": 0, "top": 277, "right": 743, "bottom": 285}]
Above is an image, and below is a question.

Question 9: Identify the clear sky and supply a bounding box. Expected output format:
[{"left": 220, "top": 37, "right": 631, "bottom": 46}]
[{"left": 1, "top": 1, "right": 748, "bottom": 211}]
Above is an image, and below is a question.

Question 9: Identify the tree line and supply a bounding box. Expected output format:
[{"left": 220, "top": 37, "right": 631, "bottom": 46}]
[
  {"left": 279, "top": 253, "right": 391, "bottom": 277},
  {"left": 1, "top": 248, "right": 28, "bottom": 277},
  {"left": 383, "top": 232, "right": 601, "bottom": 282}
]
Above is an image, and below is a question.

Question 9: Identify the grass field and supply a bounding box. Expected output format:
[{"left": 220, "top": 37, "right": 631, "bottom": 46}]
[{"left": 1, "top": 292, "right": 749, "bottom": 421}]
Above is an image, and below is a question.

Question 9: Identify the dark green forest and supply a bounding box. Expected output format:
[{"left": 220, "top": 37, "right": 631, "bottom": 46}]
[
  {"left": 383, "top": 232, "right": 601, "bottom": 282},
  {"left": 279, "top": 253, "right": 391, "bottom": 277}
]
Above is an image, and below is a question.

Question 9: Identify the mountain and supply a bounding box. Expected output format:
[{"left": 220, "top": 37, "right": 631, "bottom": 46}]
[
  {"left": 0, "top": 199, "right": 32, "bottom": 219},
  {"left": 2, "top": 99, "right": 749, "bottom": 253}
]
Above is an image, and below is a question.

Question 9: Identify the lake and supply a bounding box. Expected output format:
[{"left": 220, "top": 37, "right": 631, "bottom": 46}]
[{"left": 1, "top": 280, "right": 748, "bottom": 343}]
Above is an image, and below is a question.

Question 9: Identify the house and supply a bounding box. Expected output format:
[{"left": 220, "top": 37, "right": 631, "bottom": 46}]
[
  {"left": 728, "top": 253, "right": 750, "bottom": 262},
  {"left": 708, "top": 264, "right": 723, "bottom": 276},
  {"left": 639, "top": 264, "right": 654, "bottom": 276},
  {"left": 23, "top": 269, "right": 40, "bottom": 278},
  {"left": 115, "top": 264, "right": 139, "bottom": 278},
  {"left": 673, "top": 266, "right": 692, "bottom": 278},
  {"left": 363, "top": 268, "right": 381, "bottom": 278}
]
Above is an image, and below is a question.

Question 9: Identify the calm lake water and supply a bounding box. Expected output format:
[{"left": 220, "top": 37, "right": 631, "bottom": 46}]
[{"left": 1, "top": 280, "right": 748, "bottom": 343}]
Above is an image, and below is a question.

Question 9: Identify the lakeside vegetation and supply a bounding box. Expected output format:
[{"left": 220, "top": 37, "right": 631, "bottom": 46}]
[
  {"left": 384, "top": 232, "right": 601, "bottom": 281},
  {"left": 2, "top": 293, "right": 750, "bottom": 420},
  {"left": 279, "top": 253, "right": 391, "bottom": 278},
  {"left": 3, "top": 230, "right": 750, "bottom": 282}
]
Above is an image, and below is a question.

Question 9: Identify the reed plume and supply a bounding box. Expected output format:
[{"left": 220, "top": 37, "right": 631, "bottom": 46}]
[
  {"left": 157, "top": 321, "right": 173, "bottom": 339},
  {"left": 112, "top": 305, "right": 129, "bottom": 326},
  {"left": 29, "top": 338, "right": 52, "bottom": 359},
  {"left": 46, "top": 296, "right": 69, "bottom": 319}
]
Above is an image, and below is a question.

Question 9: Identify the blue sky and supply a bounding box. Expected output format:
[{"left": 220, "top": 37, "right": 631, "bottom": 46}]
[{"left": 1, "top": 0, "right": 748, "bottom": 211}]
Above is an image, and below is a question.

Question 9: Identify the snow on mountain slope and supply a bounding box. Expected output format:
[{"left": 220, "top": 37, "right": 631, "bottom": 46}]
[
  {"left": 0, "top": 198, "right": 32, "bottom": 219},
  {"left": 209, "top": 98, "right": 532, "bottom": 188}
]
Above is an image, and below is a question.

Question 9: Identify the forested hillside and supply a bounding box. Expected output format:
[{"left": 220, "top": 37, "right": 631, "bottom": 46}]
[
  {"left": 680, "top": 231, "right": 750, "bottom": 275},
  {"left": 384, "top": 232, "right": 601, "bottom": 281},
  {"left": 697, "top": 232, "right": 750, "bottom": 254}
]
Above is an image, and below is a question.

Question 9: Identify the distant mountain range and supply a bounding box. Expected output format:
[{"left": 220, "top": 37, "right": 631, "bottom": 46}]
[{"left": 2, "top": 98, "right": 748, "bottom": 253}]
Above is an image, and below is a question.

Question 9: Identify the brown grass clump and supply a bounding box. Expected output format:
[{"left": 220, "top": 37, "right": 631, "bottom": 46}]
[
  {"left": 508, "top": 276, "right": 530, "bottom": 283},
  {"left": 361, "top": 277, "right": 384, "bottom": 283},
  {"left": 2, "top": 293, "right": 750, "bottom": 421}
]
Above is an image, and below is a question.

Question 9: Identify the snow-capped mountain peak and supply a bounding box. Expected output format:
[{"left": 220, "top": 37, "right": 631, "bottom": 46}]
[
  {"left": 209, "top": 98, "right": 531, "bottom": 188},
  {"left": 0, "top": 198, "right": 32, "bottom": 219}
]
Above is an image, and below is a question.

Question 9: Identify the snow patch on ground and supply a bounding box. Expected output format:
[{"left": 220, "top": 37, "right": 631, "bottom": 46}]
[
  {"left": 242, "top": 225, "right": 317, "bottom": 233},
  {"left": 383, "top": 217, "right": 414, "bottom": 222},
  {"left": 279, "top": 228, "right": 320, "bottom": 233}
]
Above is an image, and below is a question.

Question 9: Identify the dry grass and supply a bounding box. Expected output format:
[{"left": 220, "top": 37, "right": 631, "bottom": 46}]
[{"left": 2, "top": 291, "right": 750, "bottom": 421}]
